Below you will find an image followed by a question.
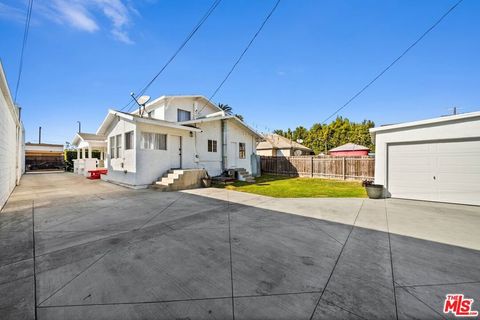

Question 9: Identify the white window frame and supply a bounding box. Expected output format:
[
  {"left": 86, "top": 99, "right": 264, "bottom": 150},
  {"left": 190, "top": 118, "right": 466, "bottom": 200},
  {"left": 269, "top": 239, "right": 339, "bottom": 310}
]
[
  {"left": 125, "top": 131, "right": 134, "bottom": 150},
  {"left": 177, "top": 109, "right": 191, "bottom": 122},
  {"left": 141, "top": 132, "right": 167, "bottom": 150},
  {"left": 239, "top": 142, "right": 246, "bottom": 159},
  {"left": 208, "top": 139, "right": 217, "bottom": 152},
  {"left": 115, "top": 134, "right": 122, "bottom": 158},
  {"left": 110, "top": 136, "right": 115, "bottom": 158}
]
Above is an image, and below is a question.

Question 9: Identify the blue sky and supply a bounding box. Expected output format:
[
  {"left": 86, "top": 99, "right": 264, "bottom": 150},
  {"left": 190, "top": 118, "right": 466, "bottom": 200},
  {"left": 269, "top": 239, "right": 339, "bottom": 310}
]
[{"left": 0, "top": 0, "right": 478, "bottom": 144}]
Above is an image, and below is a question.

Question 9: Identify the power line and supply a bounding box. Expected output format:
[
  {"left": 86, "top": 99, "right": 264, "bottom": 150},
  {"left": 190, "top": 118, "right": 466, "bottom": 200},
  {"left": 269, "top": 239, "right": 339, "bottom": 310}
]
[
  {"left": 122, "top": 0, "right": 223, "bottom": 112},
  {"left": 14, "top": 0, "right": 34, "bottom": 104},
  {"left": 321, "top": 0, "right": 464, "bottom": 124},
  {"left": 198, "top": 0, "right": 281, "bottom": 115}
]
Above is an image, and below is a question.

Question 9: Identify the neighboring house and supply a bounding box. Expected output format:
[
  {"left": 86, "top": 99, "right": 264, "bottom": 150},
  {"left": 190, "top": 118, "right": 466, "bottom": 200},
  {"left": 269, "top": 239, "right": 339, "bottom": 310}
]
[
  {"left": 85, "top": 95, "right": 261, "bottom": 188},
  {"left": 25, "top": 143, "right": 64, "bottom": 171},
  {"left": 71, "top": 133, "right": 107, "bottom": 176},
  {"left": 0, "top": 61, "right": 24, "bottom": 209},
  {"left": 370, "top": 111, "right": 480, "bottom": 206},
  {"left": 257, "top": 134, "right": 313, "bottom": 156},
  {"left": 328, "top": 143, "right": 370, "bottom": 156}
]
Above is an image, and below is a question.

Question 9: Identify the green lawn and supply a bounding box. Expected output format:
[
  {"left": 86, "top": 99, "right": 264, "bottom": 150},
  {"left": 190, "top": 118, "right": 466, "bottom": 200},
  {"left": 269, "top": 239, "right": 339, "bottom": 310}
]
[{"left": 215, "top": 174, "right": 367, "bottom": 198}]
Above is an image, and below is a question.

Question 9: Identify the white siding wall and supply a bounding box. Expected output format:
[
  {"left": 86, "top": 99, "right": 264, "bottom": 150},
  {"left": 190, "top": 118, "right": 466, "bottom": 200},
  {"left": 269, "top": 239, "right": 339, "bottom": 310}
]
[
  {"left": 196, "top": 121, "right": 223, "bottom": 176},
  {"left": 0, "top": 65, "right": 24, "bottom": 209},
  {"left": 145, "top": 97, "right": 219, "bottom": 122},
  {"left": 103, "top": 119, "right": 137, "bottom": 186},
  {"left": 135, "top": 123, "right": 195, "bottom": 186},
  {"left": 226, "top": 119, "right": 256, "bottom": 174},
  {"left": 373, "top": 116, "right": 480, "bottom": 189}
]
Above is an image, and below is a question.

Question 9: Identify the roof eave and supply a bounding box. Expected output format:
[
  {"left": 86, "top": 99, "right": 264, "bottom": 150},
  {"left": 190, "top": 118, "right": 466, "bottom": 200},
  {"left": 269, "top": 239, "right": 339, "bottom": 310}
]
[{"left": 370, "top": 111, "right": 480, "bottom": 134}]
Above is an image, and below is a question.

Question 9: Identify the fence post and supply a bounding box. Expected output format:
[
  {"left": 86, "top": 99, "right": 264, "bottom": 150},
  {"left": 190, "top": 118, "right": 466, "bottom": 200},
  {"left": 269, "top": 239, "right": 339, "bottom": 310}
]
[
  {"left": 342, "top": 157, "right": 346, "bottom": 180},
  {"left": 310, "top": 156, "right": 314, "bottom": 177}
]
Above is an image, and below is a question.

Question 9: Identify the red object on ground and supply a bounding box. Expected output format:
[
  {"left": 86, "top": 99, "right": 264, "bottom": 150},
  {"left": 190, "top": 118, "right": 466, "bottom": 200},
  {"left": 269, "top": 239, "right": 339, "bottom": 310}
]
[{"left": 87, "top": 169, "right": 108, "bottom": 180}]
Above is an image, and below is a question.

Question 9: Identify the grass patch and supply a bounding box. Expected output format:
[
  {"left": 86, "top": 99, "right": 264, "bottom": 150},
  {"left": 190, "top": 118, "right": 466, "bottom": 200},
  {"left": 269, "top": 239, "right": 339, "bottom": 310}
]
[{"left": 214, "top": 174, "right": 367, "bottom": 198}]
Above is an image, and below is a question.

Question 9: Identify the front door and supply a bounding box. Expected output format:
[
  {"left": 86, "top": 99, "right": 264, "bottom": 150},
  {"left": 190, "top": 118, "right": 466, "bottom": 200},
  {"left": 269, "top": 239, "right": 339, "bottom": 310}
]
[
  {"left": 229, "top": 142, "right": 237, "bottom": 168},
  {"left": 170, "top": 135, "right": 182, "bottom": 169}
]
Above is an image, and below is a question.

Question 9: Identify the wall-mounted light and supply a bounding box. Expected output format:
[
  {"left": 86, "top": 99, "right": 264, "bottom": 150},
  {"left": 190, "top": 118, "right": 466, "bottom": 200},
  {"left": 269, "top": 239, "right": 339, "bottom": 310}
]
[{"left": 189, "top": 131, "right": 193, "bottom": 137}]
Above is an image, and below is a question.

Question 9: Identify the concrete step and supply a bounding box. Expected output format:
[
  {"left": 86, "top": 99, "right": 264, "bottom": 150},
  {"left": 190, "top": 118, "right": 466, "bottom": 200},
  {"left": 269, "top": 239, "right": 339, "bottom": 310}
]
[{"left": 150, "top": 184, "right": 169, "bottom": 191}]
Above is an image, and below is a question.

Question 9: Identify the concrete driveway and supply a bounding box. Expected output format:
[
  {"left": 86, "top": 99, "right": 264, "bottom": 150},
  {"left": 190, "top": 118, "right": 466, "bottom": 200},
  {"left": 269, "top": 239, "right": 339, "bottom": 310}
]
[{"left": 1, "top": 173, "right": 479, "bottom": 319}]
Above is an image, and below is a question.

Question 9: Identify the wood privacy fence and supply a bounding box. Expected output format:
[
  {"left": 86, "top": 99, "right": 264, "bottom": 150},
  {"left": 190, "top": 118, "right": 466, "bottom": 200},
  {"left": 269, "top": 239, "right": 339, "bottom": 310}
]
[{"left": 260, "top": 156, "right": 375, "bottom": 181}]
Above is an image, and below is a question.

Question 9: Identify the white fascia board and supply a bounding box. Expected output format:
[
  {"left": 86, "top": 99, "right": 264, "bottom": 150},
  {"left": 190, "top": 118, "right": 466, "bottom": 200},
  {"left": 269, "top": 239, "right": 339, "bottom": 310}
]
[
  {"left": 135, "top": 116, "right": 202, "bottom": 132},
  {"left": 370, "top": 111, "right": 480, "bottom": 134},
  {"left": 96, "top": 110, "right": 119, "bottom": 136}
]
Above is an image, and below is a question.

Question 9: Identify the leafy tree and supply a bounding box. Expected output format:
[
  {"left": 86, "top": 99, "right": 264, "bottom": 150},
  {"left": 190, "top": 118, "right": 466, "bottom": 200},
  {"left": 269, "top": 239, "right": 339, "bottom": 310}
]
[
  {"left": 273, "top": 117, "right": 375, "bottom": 154},
  {"left": 292, "top": 126, "right": 308, "bottom": 141}
]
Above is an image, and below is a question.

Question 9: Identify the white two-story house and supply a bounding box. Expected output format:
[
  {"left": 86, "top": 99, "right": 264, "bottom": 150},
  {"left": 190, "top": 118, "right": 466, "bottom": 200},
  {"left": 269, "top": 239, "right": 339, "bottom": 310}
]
[{"left": 91, "top": 95, "right": 261, "bottom": 188}]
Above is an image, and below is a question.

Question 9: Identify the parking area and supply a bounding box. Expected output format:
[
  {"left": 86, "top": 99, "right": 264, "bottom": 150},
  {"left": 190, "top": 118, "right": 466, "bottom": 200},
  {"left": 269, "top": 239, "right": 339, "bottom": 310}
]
[{"left": 1, "top": 173, "right": 479, "bottom": 319}]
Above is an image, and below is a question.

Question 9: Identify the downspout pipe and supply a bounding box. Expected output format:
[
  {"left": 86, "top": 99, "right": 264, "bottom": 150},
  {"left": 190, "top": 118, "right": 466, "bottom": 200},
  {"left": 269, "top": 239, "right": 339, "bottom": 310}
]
[{"left": 221, "top": 119, "right": 227, "bottom": 171}]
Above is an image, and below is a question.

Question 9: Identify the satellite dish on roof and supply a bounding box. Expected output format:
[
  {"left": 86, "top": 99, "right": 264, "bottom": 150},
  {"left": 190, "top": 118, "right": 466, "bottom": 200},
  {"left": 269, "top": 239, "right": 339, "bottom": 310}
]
[
  {"left": 297, "top": 139, "right": 303, "bottom": 144},
  {"left": 137, "top": 95, "right": 151, "bottom": 106}
]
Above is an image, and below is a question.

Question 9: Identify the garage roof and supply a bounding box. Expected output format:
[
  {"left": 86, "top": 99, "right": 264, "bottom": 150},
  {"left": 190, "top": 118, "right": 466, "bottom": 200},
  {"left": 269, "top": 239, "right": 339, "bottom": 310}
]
[{"left": 370, "top": 111, "right": 480, "bottom": 134}]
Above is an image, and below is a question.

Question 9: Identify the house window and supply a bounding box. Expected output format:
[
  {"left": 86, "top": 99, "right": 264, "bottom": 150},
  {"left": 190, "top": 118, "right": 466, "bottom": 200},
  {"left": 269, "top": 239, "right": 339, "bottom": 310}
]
[
  {"left": 141, "top": 132, "right": 167, "bottom": 150},
  {"left": 208, "top": 139, "right": 217, "bottom": 152},
  {"left": 109, "top": 136, "right": 115, "bottom": 158},
  {"left": 239, "top": 142, "right": 246, "bottom": 159},
  {"left": 125, "top": 131, "right": 134, "bottom": 150},
  {"left": 115, "top": 134, "right": 122, "bottom": 158},
  {"left": 177, "top": 109, "right": 191, "bottom": 122}
]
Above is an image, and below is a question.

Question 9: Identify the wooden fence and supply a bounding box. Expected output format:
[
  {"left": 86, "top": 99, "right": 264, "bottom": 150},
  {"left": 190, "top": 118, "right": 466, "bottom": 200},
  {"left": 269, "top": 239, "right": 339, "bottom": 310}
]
[{"left": 260, "top": 156, "right": 374, "bottom": 181}]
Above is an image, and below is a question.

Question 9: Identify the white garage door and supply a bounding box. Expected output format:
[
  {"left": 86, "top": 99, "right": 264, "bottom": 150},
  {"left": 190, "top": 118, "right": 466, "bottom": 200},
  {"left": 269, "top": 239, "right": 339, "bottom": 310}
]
[{"left": 387, "top": 140, "right": 480, "bottom": 205}]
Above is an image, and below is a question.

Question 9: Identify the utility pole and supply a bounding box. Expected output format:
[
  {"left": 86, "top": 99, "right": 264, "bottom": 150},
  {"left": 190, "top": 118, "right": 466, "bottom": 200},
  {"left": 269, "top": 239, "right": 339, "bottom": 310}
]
[
  {"left": 77, "top": 121, "right": 81, "bottom": 133},
  {"left": 38, "top": 126, "right": 42, "bottom": 144}
]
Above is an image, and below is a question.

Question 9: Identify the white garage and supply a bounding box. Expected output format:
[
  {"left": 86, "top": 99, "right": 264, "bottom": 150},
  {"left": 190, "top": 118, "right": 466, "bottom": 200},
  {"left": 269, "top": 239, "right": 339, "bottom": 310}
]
[{"left": 370, "top": 112, "right": 480, "bottom": 206}]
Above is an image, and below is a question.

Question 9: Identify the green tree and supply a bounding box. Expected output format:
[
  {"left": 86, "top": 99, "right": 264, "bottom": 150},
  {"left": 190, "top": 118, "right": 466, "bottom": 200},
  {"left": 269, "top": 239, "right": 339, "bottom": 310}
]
[{"left": 272, "top": 117, "right": 375, "bottom": 155}]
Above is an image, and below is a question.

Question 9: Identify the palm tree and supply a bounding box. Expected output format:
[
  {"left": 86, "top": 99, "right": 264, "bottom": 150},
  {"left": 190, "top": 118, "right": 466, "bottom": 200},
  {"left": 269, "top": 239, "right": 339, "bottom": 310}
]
[
  {"left": 234, "top": 114, "right": 244, "bottom": 122},
  {"left": 217, "top": 103, "right": 232, "bottom": 114}
]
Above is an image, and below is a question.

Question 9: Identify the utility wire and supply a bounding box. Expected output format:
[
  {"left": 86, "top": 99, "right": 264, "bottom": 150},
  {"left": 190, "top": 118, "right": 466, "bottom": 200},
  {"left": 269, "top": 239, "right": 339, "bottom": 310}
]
[
  {"left": 197, "top": 0, "right": 281, "bottom": 115},
  {"left": 321, "top": 0, "right": 464, "bottom": 124},
  {"left": 122, "top": 0, "right": 223, "bottom": 112},
  {"left": 14, "top": 0, "right": 34, "bottom": 104}
]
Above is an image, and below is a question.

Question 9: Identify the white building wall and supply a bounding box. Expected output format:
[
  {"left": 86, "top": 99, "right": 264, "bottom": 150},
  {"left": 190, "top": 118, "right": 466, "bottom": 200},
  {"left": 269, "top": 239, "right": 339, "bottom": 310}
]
[
  {"left": 256, "top": 149, "right": 273, "bottom": 156},
  {"left": 0, "top": 64, "right": 24, "bottom": 209},
  {"left": 134, "top": 123, "right": 196, "bottom": 186},
  {"left": 226, "top": 119, "right": 256, "bottom": 174},
  {"left": 195, "top": 120, "right": 223, "bottom": 176},
  {"left": 103, "top": 119, "right": 137, "bottom": 186},
  {"left": 372, "top": 116, "right": 480, "bottom": 187},
  {"left": 144, "top": 97, "right": 219, "bottom": 122},
  {"left": 276, "top": 149, "right": 291, "bottom": 157}
]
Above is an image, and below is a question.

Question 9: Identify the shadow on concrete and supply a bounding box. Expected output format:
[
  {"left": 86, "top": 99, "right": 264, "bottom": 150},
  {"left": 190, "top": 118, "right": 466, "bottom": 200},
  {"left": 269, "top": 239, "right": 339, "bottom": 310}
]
[{"left": 0, "top": 175, "right": 479, "bottom": 319}]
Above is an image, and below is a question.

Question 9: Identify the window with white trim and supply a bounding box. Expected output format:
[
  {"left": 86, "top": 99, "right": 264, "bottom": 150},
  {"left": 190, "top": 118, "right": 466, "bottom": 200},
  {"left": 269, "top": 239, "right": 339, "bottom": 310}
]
[
  {"left": 177, "top": 109, "right": 191, "bottom": 122},
  {"left": 208, "top": 139, "right": 217, "bottom": 152},
  {"left": 109, "top": 136, "right": 115, "bottom": 158},
  {"left": 125, "top": 131, "right": 134, "bottom": 150},
  {"left": 239, "top": 142, "right": 246, "bottom": 159},
  {"left": 141, "top": 132, "right": 167, "bottom": 150},
  {"left": 115, "top": 134, "right": 122, "bottom": 158}
]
